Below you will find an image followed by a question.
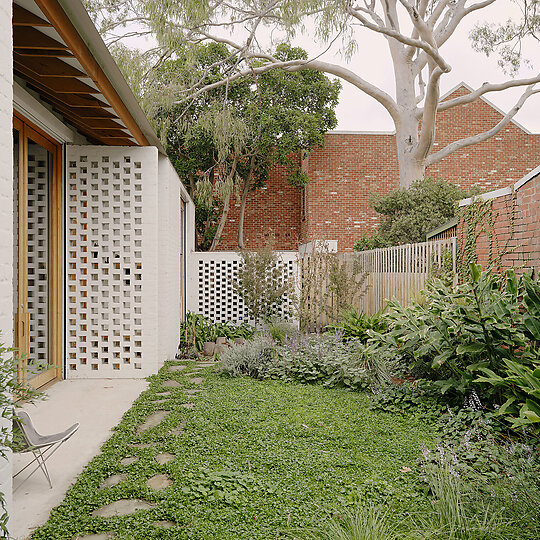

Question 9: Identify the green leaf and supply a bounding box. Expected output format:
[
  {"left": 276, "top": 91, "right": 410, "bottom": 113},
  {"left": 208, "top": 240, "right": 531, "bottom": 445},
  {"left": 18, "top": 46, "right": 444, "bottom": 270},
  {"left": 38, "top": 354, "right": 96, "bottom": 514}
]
[{"left": 497, "top": 396, "right": 516, "bottom": 415}]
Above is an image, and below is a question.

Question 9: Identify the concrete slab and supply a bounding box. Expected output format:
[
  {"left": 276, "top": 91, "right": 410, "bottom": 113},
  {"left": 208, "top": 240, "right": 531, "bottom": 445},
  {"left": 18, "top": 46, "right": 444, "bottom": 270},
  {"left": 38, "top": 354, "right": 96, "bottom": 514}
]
[{"left": 12, "top": 378, "right": 148, "bottom": 540}]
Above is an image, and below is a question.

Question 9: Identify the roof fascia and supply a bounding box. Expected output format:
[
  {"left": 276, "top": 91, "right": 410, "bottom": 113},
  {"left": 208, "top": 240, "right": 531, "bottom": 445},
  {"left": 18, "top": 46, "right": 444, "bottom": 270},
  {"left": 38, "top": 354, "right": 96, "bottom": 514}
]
[{"left": 47, "top": 0, "right": 166, "bottom": 153}]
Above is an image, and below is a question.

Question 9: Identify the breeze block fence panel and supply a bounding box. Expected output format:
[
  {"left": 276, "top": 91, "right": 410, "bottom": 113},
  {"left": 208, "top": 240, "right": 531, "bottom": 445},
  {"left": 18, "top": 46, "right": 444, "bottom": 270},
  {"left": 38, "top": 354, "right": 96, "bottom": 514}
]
[
  {"left": 65, "top": 146, "right": 183, "bottom": 378},
  {"left": 186, "top": 251, "right": 298, "bottom": 325},
  {"left": 458, "top": 166, "right": 540, "bottom": 277}
]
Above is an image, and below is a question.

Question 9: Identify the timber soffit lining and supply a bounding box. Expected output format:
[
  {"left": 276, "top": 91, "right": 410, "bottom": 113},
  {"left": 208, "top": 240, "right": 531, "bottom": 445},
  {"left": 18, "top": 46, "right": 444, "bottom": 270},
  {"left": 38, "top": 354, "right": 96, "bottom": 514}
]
[{"left": 13, "top": 1, "right": 148, "bottom": 146}]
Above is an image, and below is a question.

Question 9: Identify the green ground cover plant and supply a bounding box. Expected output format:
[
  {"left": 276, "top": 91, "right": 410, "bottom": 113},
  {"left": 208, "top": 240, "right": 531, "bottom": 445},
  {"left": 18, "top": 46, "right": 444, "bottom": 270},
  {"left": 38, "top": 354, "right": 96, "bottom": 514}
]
[{"left": 32, "top": 361, "right": 434, "bottom": 539}]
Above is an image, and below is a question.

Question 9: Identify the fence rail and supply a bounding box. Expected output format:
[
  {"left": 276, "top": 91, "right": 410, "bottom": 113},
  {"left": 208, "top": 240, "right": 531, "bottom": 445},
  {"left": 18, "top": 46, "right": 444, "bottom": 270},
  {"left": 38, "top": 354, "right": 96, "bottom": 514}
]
[
  {"left": 300, "top": 238, "right": 457, "bottom": 329},
  {"left": 187, "top": 239, "right": 456, "bottom": 329}
]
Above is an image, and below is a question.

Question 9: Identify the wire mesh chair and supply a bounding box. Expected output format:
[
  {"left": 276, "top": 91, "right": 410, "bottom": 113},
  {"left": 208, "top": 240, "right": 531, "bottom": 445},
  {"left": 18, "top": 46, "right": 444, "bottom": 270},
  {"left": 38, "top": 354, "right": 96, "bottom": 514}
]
[{"left": 13, "top": 411, "right": 79, "bottom": 490}]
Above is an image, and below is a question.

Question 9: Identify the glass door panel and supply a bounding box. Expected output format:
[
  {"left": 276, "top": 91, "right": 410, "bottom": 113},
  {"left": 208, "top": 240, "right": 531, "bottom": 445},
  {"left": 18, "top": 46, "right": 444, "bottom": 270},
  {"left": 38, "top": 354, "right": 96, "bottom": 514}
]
[
  {"left": 13, "top": 116, "right": 61, "bottom": 389},
  {"left": 26, "top": 138, "right": 52, "bottom": 381}
]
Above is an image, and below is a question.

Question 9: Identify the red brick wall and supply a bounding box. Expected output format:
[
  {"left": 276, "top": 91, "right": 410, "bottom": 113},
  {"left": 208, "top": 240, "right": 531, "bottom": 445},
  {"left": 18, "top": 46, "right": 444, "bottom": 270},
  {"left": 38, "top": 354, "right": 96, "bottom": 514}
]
[
  {"left": 217, "top": 159, "right": 302, "bottom": 251},
  {"left": 216, "top": 85, "right": 540, "bottom": 252},
  {"left": 457, "top": 172, "right": 540, "bottom": 276}
]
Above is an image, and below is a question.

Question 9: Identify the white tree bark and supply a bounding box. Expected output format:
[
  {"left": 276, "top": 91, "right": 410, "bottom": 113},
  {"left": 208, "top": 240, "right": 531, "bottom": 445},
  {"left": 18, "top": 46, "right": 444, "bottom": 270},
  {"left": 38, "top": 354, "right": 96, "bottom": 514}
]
[{"left": 90, "top": 0, "right": 540, "bottom": 187}]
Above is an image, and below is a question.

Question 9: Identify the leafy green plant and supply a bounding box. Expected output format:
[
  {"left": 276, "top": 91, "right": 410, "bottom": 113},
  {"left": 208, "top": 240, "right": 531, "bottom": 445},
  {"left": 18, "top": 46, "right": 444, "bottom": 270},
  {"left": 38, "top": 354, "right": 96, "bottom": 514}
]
[
  {"left": 0, "top": 336, "right": 44, "bottom": 535},
  {"left": 475, "top": 359, "right": 540, "bottom": 434},
  {"left": 326, "top": 307, "right": 387, "bottom": 342},
  {"left": 367, "top": 265, "right": 539, "bottom": 410},
  {"left": 233, "top": 247, "right": 294, "bottom": 325},
  {"left": 180, "top": 312, "right": 255, "bottom": 351}
]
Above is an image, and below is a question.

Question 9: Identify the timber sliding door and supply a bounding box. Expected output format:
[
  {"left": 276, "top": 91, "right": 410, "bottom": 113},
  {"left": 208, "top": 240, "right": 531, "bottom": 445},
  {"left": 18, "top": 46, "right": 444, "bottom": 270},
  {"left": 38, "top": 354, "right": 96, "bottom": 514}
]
[{"left": 13, "top": 114, "right": 63, "bottom": 388}]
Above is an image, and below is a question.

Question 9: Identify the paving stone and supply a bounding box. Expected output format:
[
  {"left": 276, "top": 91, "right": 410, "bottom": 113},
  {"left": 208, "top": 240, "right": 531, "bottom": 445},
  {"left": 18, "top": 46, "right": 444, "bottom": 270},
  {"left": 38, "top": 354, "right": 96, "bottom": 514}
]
[
  {"left": 170, "top": 421, "right": 187, "bottom": 436},
  {"left": 130, "top": 442, "right": 153, "bottom": 449},
  {"left": 185, "top": 389, "right": 203, "bottom": 395},
  {"left": 169, "top": 365, "right": 187, "bottom": 372},
  {"left": 152, "top": 399, "right": 169, "bottom": 405},
  {"left": 91, "top": 499, "right": 156, "bottom": 518},
  {"left": 188, "top": 377, "right": 204, "bottom": 384},
  {"left": 181, "top": 403, "right": 195, "bottom": 409},
  {"left": 153, "top": 521, "right": 176, "bottom": 528},
  {"left": 120, "top": 457, "right": 138, "bottom": 466},
  {"left": 162, "top": 380, "right": 182, "bottom": 388},
  {"left": 146, "top": 474, "right": 173, "bottom": 490},
  {"left": 137, "top": 410, "right": 169, "bottom": 433},
  {"left": 197, "top": 362, "right": 217, "bottom": 366},
  {"left": 155, "top": 453, "right": 175, "bottom": 465},
  {"left": 154, "top": 391, "right": 172, "bottom": 397},
  {"left": 100, "top": 474, "right": 127, "bottom": 489}
]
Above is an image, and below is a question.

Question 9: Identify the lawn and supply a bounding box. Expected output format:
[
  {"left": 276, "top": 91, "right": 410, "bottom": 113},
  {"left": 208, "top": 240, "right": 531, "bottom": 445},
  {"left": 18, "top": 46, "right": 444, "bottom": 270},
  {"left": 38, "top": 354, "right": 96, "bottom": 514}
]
[{"left": 33, "top": 360, "right": 435, "bottom": 539}]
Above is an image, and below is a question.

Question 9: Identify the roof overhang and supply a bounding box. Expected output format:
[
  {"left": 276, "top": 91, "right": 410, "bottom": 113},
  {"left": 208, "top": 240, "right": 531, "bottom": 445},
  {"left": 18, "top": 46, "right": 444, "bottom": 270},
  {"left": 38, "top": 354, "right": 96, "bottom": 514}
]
[{"left": 13, "top": 0, "right": 165, "bottom": 151}]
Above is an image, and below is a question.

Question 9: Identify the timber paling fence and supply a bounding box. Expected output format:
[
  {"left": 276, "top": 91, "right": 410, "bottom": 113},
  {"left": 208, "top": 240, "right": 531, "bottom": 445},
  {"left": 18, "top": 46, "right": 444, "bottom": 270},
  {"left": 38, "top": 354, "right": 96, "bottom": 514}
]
[
  {"left": 301, "top": 238, "right": 457, "bottom": 330},
  {"left": 188, "top": 239, "right": 456, "bottom": 330}
]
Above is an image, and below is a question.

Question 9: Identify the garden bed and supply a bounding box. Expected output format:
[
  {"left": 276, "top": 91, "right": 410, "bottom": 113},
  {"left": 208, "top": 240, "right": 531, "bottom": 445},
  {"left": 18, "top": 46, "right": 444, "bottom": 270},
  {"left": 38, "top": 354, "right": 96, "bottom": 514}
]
[{"left": 32, "top": 361, "right": 434, "bottom": 539}]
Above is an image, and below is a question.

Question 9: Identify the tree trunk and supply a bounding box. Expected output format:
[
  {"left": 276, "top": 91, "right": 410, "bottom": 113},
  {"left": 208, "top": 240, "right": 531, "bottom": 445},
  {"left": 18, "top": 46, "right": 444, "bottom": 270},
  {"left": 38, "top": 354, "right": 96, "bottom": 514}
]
[
  {"left": 237, "top": 155, "right": 257, "bottom": 249},
  {"left": 209, "top": 189, "right": 231, "bottom": 251},
  {"left": 393, "top": 62, "right": 428, "bottom": 188}
]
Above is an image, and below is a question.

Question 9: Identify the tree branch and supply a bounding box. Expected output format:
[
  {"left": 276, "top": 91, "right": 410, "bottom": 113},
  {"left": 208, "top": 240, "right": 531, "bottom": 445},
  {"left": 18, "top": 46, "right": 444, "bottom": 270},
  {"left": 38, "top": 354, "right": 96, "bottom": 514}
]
[
  {"left": 427, "top": 85, "right": 540, "bottom": 165},
  {"left": 415, "top": 66, "right": 444, "bottom": 160},
  {"left": 348, "top": 3, "right": 451, "bottom": 71},
  {"left": 437, "top": 74, "right": 540, "bottom": 112}
]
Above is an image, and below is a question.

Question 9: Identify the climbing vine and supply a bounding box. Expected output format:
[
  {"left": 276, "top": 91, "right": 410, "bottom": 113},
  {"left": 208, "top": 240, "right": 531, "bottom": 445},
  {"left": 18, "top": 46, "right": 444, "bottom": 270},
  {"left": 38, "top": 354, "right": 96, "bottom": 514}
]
[{"left": 456, "top": 192, "right": 519, "bottom": 280}]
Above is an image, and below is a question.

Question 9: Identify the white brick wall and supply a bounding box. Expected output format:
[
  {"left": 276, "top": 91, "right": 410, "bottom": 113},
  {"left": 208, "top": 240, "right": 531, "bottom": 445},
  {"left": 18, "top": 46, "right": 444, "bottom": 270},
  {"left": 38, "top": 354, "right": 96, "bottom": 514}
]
[
  {"left": 0, "top": 0, "right": 13, "bottom": 528},
  {"left": 65, "top": 146, "right": 161, "bottom": 378}
]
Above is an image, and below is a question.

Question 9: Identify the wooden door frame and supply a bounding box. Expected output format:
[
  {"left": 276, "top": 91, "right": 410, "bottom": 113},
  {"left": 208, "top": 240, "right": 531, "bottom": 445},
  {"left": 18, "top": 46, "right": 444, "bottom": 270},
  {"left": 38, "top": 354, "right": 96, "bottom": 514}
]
[{"left": 13, "top": 111, "right": 63, "bottom": 388}]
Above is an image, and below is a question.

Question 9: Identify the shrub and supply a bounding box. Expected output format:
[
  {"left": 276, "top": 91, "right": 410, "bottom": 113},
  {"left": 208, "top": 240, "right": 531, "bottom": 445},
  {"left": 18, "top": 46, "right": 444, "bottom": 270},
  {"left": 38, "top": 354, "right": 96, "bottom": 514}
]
[
  {"left": 326, "top": 307, "right": 387, "bottom": 342},
  {"left": 219, "top": 336, "right": 277, "bottom": 378},
  {"left": 221, "top": 333, "right": 393, "bottom": 392},
  {"left": 234, "top": 247, "right": 294, "bottom": 325},
  {"left": 263, "top": 319, "right": 299, "bottom": 345},
  {"left": 367, "top": 266, "right": 539, "bottom": 413},
  {"left": 353, "top": 177, "right": 473, "bottom": 250}
]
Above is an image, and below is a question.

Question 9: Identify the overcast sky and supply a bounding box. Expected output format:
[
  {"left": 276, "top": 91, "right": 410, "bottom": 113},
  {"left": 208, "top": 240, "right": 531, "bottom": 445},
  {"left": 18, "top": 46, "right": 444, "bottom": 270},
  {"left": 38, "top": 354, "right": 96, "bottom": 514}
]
[
  {"left": 286, "top": 1, "right": 540, "bottom": 133},
  {"left": 124, "top": 1, "right": 539, "bottom": 133}
]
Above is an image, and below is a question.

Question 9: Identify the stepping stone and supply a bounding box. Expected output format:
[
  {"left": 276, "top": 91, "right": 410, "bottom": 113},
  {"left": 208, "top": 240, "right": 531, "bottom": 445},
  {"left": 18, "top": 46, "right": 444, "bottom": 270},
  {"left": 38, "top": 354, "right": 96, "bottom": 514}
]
[
  {"left": 73, "top": 534, "right": 113, "bottom": 540},
  {"left": 162, "top": 380, "right": 182, "bottom": 388},
  {"left": 153, "top": 521, "right": 176, "bottom": 528},
  {"left": 154, "top": 391, "right": 172, "bottom": 397},
  {"left": 188, "top": 377, "right": 204, "bottom": 384},
  {"left": 155, "top": 453, "right": 175, "bottom": 465},
  {"left": 91, "top": 499, "right": 156, "bottom": 518},
  {"left": 130, "top": 443, "right": 152, "bottom": 449},
  {"left": 181, "top": 403, "right": 194, "bottom": 409},
  {"left": 169, "top": 365, "right": 187, "bottom": 372},
  {"left": 100, "top": 474, "right": 127, "bottom": 489},
  {"left": 198, "top": 362, "right": 216, "bottom": 366},
  {"left": 146, "top": 473, "right": 173, "bottom": 490},
  {"left": 120, "top": 457, "right": 138, "bottom": 466},
  {"left": 185, "top": 389, "right": 203, "bottom": 395},
  {"left": 152, "top": 399, "right": 169, "bottom": 405},
  {"left": 171, "top": 421, "right": 187, "bottom": 436},
  {"left": 137, "top": 410, "right": 169, "bottom": 434}
]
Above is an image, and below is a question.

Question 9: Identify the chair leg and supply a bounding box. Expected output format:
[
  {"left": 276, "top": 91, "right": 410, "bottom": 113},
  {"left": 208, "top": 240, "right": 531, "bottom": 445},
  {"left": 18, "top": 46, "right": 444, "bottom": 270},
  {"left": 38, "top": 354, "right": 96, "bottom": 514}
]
[{"left": 13, "top": 440, "right": 69, "bottom": 491}]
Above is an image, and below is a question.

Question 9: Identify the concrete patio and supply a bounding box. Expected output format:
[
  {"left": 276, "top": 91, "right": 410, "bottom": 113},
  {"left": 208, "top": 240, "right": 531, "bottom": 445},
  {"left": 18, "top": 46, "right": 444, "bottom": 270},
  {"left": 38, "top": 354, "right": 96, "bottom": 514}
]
[{"left": 11, "top": 378, "right": 148, "bottom": 540}]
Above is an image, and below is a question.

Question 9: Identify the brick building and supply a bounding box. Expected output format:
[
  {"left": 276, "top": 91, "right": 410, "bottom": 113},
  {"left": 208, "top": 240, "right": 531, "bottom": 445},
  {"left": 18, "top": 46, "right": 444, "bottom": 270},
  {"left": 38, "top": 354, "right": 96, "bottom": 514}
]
[
  {"left": 458, "top": 166, "right": 540, "bottom": 276},
  {"left": 217, "top": 84, "right": 540, "bottom": 252}
]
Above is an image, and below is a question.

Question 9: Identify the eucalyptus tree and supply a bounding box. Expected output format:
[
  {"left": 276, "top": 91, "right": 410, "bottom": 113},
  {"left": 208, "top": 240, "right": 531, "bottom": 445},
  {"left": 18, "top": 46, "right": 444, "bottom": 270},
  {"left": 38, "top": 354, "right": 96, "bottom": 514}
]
[
  {"left": 107, "top": 40, "right": 339, "bottom": 250},
  {"left": 85, "top": 0, "right": 540, "bottom": 188}
]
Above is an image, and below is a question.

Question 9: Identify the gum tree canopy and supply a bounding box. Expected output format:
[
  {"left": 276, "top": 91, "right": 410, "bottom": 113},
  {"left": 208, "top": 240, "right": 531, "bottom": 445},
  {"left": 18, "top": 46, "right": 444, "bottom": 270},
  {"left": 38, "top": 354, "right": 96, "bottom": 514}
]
[{"left": 85, "top": 0, "right": 540, "bottom": 187}]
